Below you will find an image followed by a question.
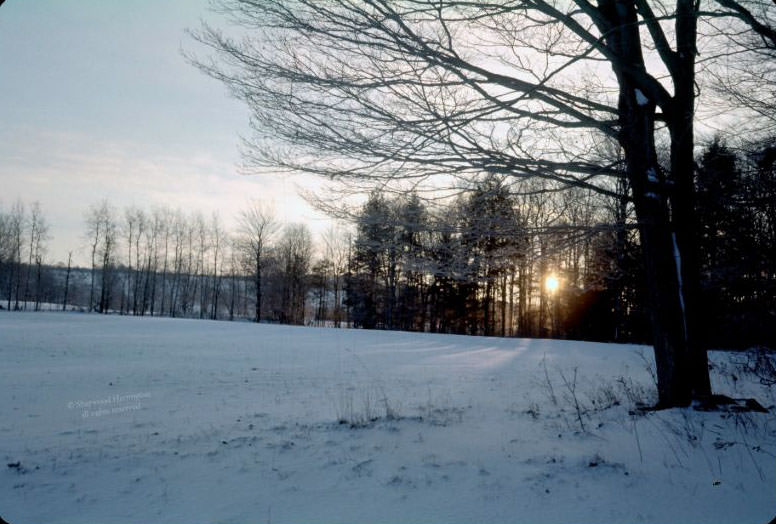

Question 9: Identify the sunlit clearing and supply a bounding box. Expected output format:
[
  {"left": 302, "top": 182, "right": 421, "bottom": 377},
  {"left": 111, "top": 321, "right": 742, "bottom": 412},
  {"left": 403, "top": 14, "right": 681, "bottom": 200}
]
[{"left": 545, "top": 275, "right": 559, "bottom": 293}]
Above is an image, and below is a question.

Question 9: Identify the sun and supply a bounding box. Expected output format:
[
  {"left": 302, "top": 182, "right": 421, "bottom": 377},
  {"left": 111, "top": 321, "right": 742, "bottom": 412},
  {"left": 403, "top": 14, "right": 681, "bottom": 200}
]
[{"left": 545, "top": 275, "right": 559, "bottom": 293}]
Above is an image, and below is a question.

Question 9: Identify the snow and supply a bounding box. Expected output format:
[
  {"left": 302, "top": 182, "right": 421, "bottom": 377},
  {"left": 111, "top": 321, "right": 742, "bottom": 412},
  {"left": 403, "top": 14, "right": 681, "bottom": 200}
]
[
  {"left": 672, "top": 232, "right": 688, "bottom": 341},
  {"left": 1, "top": 312, "right": 774, "bottom": 524},
  {"left": 635, "top": 89, "right": 649, "bottom": 106}
]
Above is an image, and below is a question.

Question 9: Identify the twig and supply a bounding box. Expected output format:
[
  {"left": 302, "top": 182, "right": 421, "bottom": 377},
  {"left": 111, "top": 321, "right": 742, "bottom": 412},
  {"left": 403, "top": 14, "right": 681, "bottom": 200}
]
[{"left": 559, "top": 367, "right": 586, "bottom": 433}]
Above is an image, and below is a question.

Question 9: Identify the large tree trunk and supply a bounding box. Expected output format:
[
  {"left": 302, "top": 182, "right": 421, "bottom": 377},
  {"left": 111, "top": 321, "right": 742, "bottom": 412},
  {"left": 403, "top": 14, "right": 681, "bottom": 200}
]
[
  {"left": 622, "top": 102, "right": 693, "bottom": 407},
  {"left": 604, "top": 0, "right": 700, "bottom": 407},
  {"left": 670, "top": 0, "right": 712, "bottom": 399},
  {"left": 632, "top": 195, "right": 693, "bottom": 406}
]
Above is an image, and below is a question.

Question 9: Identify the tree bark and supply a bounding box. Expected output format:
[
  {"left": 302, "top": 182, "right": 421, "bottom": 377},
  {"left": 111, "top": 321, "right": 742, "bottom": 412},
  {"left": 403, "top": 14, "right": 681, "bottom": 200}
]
[
  {"left": 603, "top": 0, "right": 694, "bottom": 407},
  {"left": 670, "top": 0, "right": 713, "bottom": 398}
]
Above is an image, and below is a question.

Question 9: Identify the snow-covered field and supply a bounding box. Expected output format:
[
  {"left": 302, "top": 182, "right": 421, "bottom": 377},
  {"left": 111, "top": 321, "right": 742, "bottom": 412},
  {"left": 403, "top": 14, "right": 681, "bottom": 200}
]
[{"left": 1, "top": 312, "right": 774, "bottom": 523}]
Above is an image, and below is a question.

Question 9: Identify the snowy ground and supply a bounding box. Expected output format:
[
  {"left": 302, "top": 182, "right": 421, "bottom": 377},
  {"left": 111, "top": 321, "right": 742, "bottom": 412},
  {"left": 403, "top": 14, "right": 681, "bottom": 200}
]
[{"left": 1, "top": 312, "right": 774, "bottom": 523}]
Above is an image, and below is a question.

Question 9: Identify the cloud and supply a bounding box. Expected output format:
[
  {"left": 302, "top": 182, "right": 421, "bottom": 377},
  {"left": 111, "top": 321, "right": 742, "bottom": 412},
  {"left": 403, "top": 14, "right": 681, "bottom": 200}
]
[{"left": 0, "top": 127, "right": 330, "bottom": 265}]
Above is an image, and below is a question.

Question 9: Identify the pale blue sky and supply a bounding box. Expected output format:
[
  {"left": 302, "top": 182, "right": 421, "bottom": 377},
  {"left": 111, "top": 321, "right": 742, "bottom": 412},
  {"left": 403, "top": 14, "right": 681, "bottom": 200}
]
[{"left": 0, "top": 0, "right": 326, "bottom": 265}]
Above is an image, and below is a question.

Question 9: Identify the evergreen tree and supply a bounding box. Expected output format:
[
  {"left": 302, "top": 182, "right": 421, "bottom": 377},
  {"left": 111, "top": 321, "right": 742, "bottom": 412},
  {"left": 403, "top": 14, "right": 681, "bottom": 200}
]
[
  {"left": 461, "top": 177, "right": 525, "bottom": 336},
  {"left": 346, "top": 192, "right": 395, "bottom": 329},
  {"left": 396, "top": 193, "right": 429, "bottom": 331}
]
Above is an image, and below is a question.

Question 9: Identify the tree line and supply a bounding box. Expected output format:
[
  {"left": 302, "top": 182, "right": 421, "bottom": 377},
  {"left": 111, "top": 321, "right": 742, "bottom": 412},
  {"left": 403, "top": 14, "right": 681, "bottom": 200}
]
[
  {"left": 1, "top": 138, "right": 774, "bottom": 351},
  {"left": 0, "top": 201, "right": 50, "bottom": 312},
  {"left": 0, "top": 200, "right": 314, "bottom": 323},
  {"left": 343, "top": 137, "right": 776, "bottom": 350}
]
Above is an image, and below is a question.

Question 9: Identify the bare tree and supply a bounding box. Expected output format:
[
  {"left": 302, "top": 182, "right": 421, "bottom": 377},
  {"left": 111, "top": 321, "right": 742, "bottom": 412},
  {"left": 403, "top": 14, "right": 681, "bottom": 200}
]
[
  {"left": 210, "top": 212, "right": 226, "bottom": 320},
  {"left": 707, "top": 1, "right": 776, "bottom": 137},
  {"left": 191, "top": 0, "right": 776, "bottom": 406},
  {"left": 225, "top": 235, "right": 241, "bottom": 321},
  {"left": 278, "top": 223, "right": 313, "bottom": 325},
  {"left": 237, "top": 201, "right": 278, "bottom": 323},
  {"left": 122, "top": 207, "right": 138, "bottom": 315},
  {"left": 62, "top": 251, "right": 73, "bottom": 311},
  {"left": 22, "top": 202, "right": 40, "bottom": 309},
  {"left": 168, "top": 210, "right": 187, "bottom": 317},
  {"left": 84, "top": 201, "right": 119, "bottom": 314},
  {"left": 180, "top": 212, "right": 199, "bottom": 316},
  {"left": 156, "top": 206, "right": 173, "bottom": 317},
  {"left": 28, "top": 203, "right": 49, "bottom": 311},
  {"left": 192, "top": 212, "right": 209, "bottom": 319},
  {"left": 3, "top": 200, "right": 25, "bottom": 310},
  {"left": 0, "top": 208, "right": 8, "bottom": 306},
  {"left": 132, "top": 209, "right": 148, "bottom": 315},
  {"left": 99, "top": 207, "right": 118, "bottom": 314},
  {"left": 143, "top": 208, "right": 164, "bottom": 316},
  {"left": 85, "top": 201, "right": 109, "bottom": 313},
  {"left": 322, "top": 225, "right": 350, "bottom": 327}
]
